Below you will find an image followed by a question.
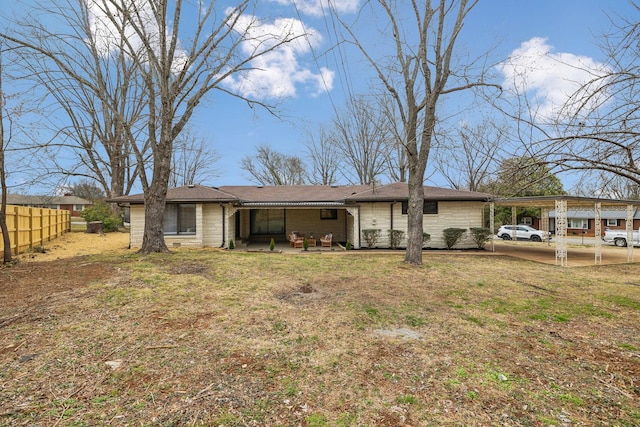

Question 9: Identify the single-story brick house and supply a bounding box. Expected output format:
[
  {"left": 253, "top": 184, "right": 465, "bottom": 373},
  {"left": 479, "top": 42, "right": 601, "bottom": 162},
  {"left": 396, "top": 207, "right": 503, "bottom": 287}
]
[
  {"left": 524, "top": 208, "right": 640, "bottom": 237},
  {"left": 5, "top": 194, "right": 92, "bottom": 217},
  {"left": 110, "top": 182, "right": 493, "bottom": 249}
]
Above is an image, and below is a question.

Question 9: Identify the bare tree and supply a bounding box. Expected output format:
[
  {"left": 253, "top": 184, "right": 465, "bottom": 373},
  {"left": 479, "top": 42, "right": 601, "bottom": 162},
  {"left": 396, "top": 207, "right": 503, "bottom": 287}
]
[
  {"left": 169, "top": 129, "right": 219, "bottom": 187},
  {"left": 92, "top": 0, "right": 302, "bottom": 253},
  {"left": 0, "top": 47, "right": 11, "bottom": 263},
  {"left": 378, "top": 93, "right": 408, "bottom": 183},
  {"left": 501, "top": 5, "right": 640, "bottom": 194},
  {"left": 335, "top": 0, "right": 500, "bottom": 264},
  {"left": 304, "top": 125, "right": 340, "bottom": 185},
  {"left": 572, "top": 170, "right": 640, "bottom": 199},
  {"left": 331, "top": 95, "right": 393, "bottom": 185},
  {"left": 1, "top": 0, "right": 148, "bottom": 201},
  {"left": 241, "top": 145, "right": 306, "bottom": 185},
  {"left": 434, "top": 119, "right": 506, "bottom": 191}
]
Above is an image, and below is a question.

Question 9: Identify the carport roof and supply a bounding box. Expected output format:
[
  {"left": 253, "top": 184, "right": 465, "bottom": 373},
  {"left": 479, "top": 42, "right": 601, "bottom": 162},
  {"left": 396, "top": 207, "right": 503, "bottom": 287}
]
[{"left": 492, "top": 195, "right": 640, "bottom": 208}]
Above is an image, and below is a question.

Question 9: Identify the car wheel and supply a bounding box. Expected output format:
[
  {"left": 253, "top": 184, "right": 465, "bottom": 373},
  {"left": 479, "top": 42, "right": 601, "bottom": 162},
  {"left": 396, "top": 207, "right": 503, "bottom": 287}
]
[
  {"left": 530, "top": 235, "right": 542, "bottom": 242},
  {"left": 614, "top": 238, "right": 627, "bottom": 247},
  {"left": 501, "top": 234, "right": 512, "bottom": 241}
]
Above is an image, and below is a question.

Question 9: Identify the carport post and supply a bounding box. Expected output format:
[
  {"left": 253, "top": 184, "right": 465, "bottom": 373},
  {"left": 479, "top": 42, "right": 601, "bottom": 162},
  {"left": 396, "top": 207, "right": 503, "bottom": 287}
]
[
  {"left": 541, "top": 207, "right": 550, "bottom": 246},
  {"left": 555, "top": 199, "right": 568, "bottom": 266},
  {"left": 490, "top": 202, "right": 495, "bottom": 252},
  {"left": 626, "top": 205, "right": 635, "bottom": 262},
  {"left": 511, "top": 206, "right": 517, "bottom": 241},
  {"left": 594, "top": 202, "right": 602, "bottom": 265}
]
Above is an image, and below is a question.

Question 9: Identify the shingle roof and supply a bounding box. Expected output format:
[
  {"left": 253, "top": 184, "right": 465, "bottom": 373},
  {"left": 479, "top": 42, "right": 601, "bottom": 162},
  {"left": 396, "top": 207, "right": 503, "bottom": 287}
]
[
  {"left": 548, "top": 209, "right": 640, "bottom": 219},
  {"left": 109, "top": 183, "right": 493, "bottom": 205},
  {"left": 218, "top": 185, "right": 369, "bottom": 204},
  {"left": 345, "top": 182, "right": 493, "bottom": 202},
  {"left": 108, "top": 185, "right": 238, "bottom": 203},
  {"left": 4, "top": 194, "right": 92, "bottom": 205}
]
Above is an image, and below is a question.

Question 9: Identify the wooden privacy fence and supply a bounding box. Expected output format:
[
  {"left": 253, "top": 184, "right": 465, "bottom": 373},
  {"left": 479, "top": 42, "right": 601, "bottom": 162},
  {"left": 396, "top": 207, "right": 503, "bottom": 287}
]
[{"left": 0, "top": 205, "right": 71, "bottom": 256}]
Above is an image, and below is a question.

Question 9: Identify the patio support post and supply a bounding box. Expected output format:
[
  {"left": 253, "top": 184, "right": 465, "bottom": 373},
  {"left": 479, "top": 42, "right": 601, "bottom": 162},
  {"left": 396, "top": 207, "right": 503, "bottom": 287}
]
[
  {"left": 594, "top": 202, "right": 602, "bottom": 265},
  {"left": 226, "top": 207, "right": 238, "bottom": 248},
  {"left": 511, "top": 206, "right": 517, "bottom": 242},
  {"left": 346, "top": 207, "right": 360, "bottom": 249},
  {"left": 555, "top": 199, "right": 568, "bottom": 266},
  {"left": 626, "top": 204, "right": 634, "bottom": 262},
  {"left": 541, "top": 207, "right": 550, "bottom": 246},
  {"left": 489, "top": 202, "right": 495, "bottom": 252}
]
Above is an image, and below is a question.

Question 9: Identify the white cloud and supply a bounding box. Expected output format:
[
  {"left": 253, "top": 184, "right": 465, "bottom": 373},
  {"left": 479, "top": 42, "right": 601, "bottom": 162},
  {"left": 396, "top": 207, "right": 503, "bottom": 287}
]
[
  {"left": 498, "top": 37, "right": 610, "bottom": 120},
  {"left": 267, "top": 0, "right": 359, "bottom": 17},
  {"left": 86, "top": 0, "right": 188, "bottom": 73},
  {"left": 222, "top": 12, "right": 334, "bottom": 99}
]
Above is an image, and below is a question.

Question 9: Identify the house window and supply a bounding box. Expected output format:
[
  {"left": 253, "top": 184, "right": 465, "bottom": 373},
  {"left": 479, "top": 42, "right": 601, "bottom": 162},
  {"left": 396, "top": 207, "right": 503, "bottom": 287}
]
[
  {"left": 164, "top": 203, "right": 196, "bottom": 235},
  {"left": 250, "top": 209, "right": 285, "bottom": 235},
  {"left": 521, "top": 217, "right": 533, "bottom": 225},
  {"left": 74, "top": 204, "right": 84, "bottom": 211},
  {"left": 401, "top": 201, "right": 438, "bottom": 215},
  {"left": 567, "top": 218, "right": 588, "bottom": 229},
  {"left": 606, "top": 219, "right": 618, "bottom": 227},
  {"left": 320, "top": 208, "right": 338, "bottom": 220}
]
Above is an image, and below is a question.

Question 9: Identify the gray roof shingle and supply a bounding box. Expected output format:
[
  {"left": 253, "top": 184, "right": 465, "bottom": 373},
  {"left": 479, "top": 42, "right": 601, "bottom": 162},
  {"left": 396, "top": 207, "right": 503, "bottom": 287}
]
[{"left": 109, "top": 183, "right": 493, "bottom": 205}]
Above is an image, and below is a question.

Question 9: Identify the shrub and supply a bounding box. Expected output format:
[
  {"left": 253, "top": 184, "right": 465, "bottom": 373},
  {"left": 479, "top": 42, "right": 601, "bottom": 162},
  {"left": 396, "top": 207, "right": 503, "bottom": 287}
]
[
  {"left": 443, "top": 228, "right": 466, "bottom": 250},
  {"left": 362, "top": 229, "right": 381, "bottom": 249},
  {"left": 345, "top": 240, "right": 352, "bottom": 250},
  {"left": 303, "top": 237, "right": 309, "bottom": 251},
  {"left": 422, "top": 232, "right": 431, "bottom": 247},
  {"left": 228, "top": 239, "right": 235, "bottom": 250},
  {"left": 269, "top": 238, "right": 275, "bottom": 251},
  {"left": 388, "top": 229, "right": 405, "bottom": 249},
  {"left": 80, "top": 201, "right": 119, "bottom": 232},
  {"left": 470, "top": 227, "right": 492, "bottom": 249}
]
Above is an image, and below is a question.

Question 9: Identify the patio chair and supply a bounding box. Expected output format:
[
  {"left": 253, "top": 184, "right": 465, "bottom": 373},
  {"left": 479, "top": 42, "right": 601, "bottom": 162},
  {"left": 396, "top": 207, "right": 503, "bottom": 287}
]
[
  {"left": 320, "top": 233, "right": 332, "bottom": 247},
  {"left": 289, "top": 232, "right": 304, "bottom": 248}
]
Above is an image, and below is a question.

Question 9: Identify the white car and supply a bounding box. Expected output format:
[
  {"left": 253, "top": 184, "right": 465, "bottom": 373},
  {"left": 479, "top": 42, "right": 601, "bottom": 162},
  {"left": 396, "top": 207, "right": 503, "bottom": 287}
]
[{"left": 497, "top": 225, "right": 551, "bottom": 242}]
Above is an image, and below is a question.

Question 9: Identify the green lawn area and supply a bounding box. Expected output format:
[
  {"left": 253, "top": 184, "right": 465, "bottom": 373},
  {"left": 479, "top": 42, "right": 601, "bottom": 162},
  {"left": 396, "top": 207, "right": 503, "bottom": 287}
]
[{"left": 1, "top": 250, "right": 639, "bottom": 426}]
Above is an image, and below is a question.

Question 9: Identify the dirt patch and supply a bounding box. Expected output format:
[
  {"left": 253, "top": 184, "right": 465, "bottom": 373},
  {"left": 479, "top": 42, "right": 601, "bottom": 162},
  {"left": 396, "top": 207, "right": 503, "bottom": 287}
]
[
  {"left": 0, "top": 258, "right": 120, "bottom": 311},
  {"left": 17, "top": 231, "right": 131, "bottom": 262}
]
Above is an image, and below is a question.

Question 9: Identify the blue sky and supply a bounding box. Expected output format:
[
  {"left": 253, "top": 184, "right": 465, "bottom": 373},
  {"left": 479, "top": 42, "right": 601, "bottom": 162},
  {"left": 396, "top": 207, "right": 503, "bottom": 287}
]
[
  {"left": 197, "top": 0, "right": 633, "bottom": 187},
  {"left": 4, "top": 0, "right": 637, "bottom": 193}
]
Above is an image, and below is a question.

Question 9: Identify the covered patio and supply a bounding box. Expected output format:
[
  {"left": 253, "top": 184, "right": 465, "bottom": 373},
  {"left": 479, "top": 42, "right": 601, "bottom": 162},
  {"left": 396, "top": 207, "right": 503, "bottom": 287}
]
[{"left": 491, "top": 195, "right": 640, "bottom": 266}]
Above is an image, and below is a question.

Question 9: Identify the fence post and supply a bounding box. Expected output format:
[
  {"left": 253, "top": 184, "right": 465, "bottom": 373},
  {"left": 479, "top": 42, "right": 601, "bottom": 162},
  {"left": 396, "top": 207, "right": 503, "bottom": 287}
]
[
  {"left": 29, "top": 207, "right": 34, "bottom": 251},
  {"left": 11, "top": 205, "right": 19, "bottom": 255}
]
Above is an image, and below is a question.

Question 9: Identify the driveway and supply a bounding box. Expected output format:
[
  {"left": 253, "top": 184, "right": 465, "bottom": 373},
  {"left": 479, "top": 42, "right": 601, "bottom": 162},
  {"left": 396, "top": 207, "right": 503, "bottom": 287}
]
[{"left": 491, "top": 239, "right": 637, "bottom": 267}]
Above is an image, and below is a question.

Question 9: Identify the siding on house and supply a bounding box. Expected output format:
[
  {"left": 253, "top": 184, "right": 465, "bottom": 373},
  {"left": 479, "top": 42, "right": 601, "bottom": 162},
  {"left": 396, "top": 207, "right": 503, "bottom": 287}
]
[
  {"left": 285, "top": 208, "right": 346, "bottom": 242},
  {"left": 129, "top": 205, "right": 145, "bottom": 248},
  {"left": 358, "top": 201, "right": 486, "bottom": 248},
  {"left": 130, "top": 203, "right": 212, "bottom": 248},
  {"left": 202, "top": 204, "right": 224, "bottom": 247}
]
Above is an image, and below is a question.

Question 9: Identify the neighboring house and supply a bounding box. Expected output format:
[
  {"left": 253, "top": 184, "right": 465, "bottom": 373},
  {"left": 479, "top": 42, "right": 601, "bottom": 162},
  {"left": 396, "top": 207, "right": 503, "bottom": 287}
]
[
  {"left": 5, "top": 194, "right": 92, "bottom": 217},
  {"left": 109, "top": 182, "right": 492, "bottom": 250},
  {"left": 542, "top": 208, "right": 640, "bottom": 237}
]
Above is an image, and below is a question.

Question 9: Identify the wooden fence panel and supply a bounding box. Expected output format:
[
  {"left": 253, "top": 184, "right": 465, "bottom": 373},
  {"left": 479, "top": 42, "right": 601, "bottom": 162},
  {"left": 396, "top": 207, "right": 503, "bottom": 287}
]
[{"left": 0, "top": 205, "right": 71, "bottom": 256}]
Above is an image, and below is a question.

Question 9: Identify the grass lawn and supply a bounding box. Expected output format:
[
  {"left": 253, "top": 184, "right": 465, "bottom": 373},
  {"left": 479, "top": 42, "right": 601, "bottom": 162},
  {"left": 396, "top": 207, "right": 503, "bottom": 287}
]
[{"left": 1, "top": 250, "right": 639, "bottom": 426}]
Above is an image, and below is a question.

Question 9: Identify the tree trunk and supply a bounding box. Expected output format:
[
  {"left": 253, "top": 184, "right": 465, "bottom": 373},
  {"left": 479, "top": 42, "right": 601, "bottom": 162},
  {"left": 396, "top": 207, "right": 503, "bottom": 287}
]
[
  {"left": 404, "top": 173, "right": 424, "bottom": 265},
  {"left": 0, "top": 208, "right": 11, "bottom": 264},
  {"left": 139, "top": 143, "right": 173, "bottom": 254},
  {"left": 0, "top": 151, "right": 11, "bottom": 263},
  {"left": 140, "top": 178, "right": 170, "bottom": 254}
]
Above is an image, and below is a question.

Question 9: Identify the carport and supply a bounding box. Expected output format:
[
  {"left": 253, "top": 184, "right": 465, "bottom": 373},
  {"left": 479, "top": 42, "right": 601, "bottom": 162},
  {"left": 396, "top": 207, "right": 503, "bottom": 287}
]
[{"left": 490, "top": 195, "right": 640, "bottom": 266}]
